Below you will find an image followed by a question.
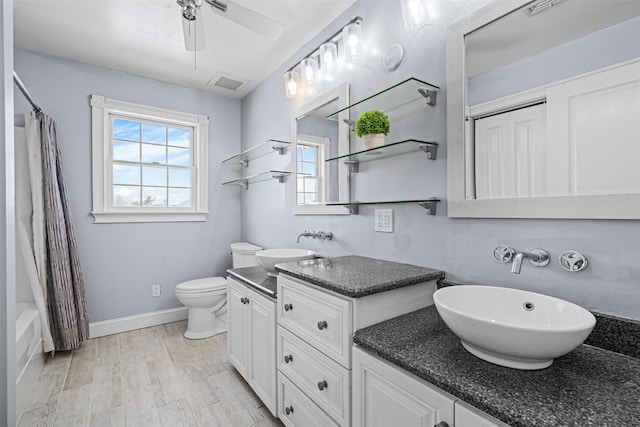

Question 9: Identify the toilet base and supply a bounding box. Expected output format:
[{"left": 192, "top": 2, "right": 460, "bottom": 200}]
[{"left": 183, "top": 307, "right": 227, "bottom": 340}]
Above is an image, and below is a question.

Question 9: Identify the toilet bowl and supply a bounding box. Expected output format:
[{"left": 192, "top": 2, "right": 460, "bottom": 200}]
[
  {"left": 175, "top": 242, "right": 262, "bottom": 339},
  {"left": 175, "top": 277, "right": 228, "bottom": 339}
]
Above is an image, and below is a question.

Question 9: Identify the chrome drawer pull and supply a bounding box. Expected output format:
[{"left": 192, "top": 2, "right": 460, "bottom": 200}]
[
  {"left": 284, "top": 354, "right": 293, "bottom": 363},
  {"left": 434, "top": 422, "right": 450, "bottom": 427},
  {"left": 284, "top": 303, "right": 293, "bottom": 311},
  {"left": 317, "top": 320, "right": 328, "bottom": 330},
  {"left": 317, "top": 380, "right": 328, "bottom": 391},
  {"left": 285, "top": 406, "right": 294, "bottom": 415}
]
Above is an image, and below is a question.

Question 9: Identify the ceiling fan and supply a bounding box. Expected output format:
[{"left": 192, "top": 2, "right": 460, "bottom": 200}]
[{"left": 176, "top": 0, "right": 284, "bottom": 51}]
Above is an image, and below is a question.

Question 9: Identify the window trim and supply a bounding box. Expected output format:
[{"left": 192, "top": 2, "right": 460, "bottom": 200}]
[{"left": 91, "top": 95, "right": 209, "bottom": 223}]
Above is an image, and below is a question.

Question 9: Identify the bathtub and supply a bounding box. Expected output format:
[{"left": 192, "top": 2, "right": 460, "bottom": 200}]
[{"left": 16, "top": 302, "right": 45, "bottom": 420}]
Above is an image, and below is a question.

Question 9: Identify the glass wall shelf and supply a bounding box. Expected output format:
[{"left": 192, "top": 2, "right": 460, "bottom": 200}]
[
  {"left": 222, "top": 139, "right": 291, "bottom": 167},
  {"left": 222, "top": 171, "right": 290, "bottom": 190},
  {"left": 326, "top": 139, "right": 437, "bottom": 172},
  {"left": 327, "top": 198, "right": 440, "bottom": 215},
  {"left": 326, "top": 77, "right": 439, "bottom": 122}
]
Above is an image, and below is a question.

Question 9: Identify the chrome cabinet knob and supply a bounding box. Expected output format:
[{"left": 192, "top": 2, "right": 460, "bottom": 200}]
[
  {"left": 284, "top": 406, "right": 294, "bottom": 415},
  {"left": 240, "top": 297, "right": 249, "bottom": 304},
  {"left": 317, "top": 380, "right": 328, "bottom": 391},
  {"left": 284, "top": 354, "right": 293, "bottom": 363},
  {"left": 317, "top": 320, "right": 328, "bottom": 330},
  {"left": 284, "top": 303, "right": 293, "bottom": 312},
  {"left": 434, "top": 422, "right": 450, "bottom": 427}
]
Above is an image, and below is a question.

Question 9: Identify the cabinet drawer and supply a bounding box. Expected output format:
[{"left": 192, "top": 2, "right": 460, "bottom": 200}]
[
  {"left": 278, "top": 327, "right": 350, "bottom": 425},
  {"left": 278, "top": 275, "right": 352, "bottom": 367},
  {"left": 278, "top": 373, "right": 341, "bottom": 427}
]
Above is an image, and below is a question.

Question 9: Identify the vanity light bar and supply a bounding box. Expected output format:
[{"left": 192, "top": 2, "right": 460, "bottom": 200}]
[
  {"left": 524, "top": 0, "right": 567, "bottom": 16},
  {"left": 285, "top": 16, "right": 364, "bottom": 74}
]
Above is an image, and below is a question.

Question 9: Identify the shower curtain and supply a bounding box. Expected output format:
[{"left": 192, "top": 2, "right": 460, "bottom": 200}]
[{"left": 23, "top": 112, "right": 90, "bottom": 351}]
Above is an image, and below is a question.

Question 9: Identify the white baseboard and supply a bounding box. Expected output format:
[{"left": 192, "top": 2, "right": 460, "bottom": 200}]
[{"left": 89, "top": 306, "right": 189, "bottom": 339}]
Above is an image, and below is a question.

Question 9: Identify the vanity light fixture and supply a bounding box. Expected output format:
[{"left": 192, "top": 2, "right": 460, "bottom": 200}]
[
  {"left": 342, "top": 20, "right": 364, "bottom": 64},
  {"left": 284, "top": 69, "right": 299, "bottom": 99},
  {"left": 319, "top": 42, "right": 338, "bottom": 78},
  {"left": 300, "top": 57, "right": 318, "bottom": 90},
  {"left": 399, "top": 0, "right": 431, "bottom": 30},
  {"left": 283, "top": 16, "right": 363, "bottom": 99}
]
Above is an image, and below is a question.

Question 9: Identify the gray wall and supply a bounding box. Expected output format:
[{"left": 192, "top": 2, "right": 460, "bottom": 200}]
[
  {"left": 13, "top": 49, "right": 243, "bottom": 322},
  {"left": 1, "top": 0, "right": 16, "bottom": 423},
  {"left": 240, "top": 0, "right": 640, "bottom": 320}
]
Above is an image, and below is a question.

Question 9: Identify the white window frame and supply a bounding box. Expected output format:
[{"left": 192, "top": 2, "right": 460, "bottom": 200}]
[{"left": 91, "top": 95, "right": 209, "bottom": 223}]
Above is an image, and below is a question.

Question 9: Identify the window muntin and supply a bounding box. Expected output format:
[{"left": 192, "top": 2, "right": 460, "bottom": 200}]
[{"left": 110, "top": 116, "right": 193, "bottom": 208}]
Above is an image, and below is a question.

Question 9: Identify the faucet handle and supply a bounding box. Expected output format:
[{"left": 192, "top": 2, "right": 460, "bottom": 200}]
[{"left": 493, "top": 245, "right": 515, "bottom": 263}]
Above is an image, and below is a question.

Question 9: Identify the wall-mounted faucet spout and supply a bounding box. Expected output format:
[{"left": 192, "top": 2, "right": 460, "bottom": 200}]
[
  {"left": 296, "top": 230, "right": 333, "bottom": 243},
  {"left": 511, "top": 250, "right": 550, "bottom": 274}
]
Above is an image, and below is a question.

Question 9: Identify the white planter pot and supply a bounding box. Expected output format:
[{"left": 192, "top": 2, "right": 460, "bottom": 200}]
[{"left": 362, "top": 133, "right": 386, "bottom": 150}]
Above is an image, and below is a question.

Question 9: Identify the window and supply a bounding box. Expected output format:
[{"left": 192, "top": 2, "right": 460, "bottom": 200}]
[
  {"left": 91, "top": 95, "right": 209, "bottom": 223},
  {"left": 296, "top": 135, "right": 328, "bottom": 205}
]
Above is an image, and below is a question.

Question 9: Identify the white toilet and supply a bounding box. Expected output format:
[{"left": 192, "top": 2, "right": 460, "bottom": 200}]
[{"left": 175, "top": 242, "right": 263, "bottom": 339}]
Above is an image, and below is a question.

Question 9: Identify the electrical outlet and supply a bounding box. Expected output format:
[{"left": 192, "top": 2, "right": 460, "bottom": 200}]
[
  {"left": 152, "top": 284, "right": 161, "bottom": 297},
  {"left": 374, "top": 209, "right": 393, "bottom": 233}
]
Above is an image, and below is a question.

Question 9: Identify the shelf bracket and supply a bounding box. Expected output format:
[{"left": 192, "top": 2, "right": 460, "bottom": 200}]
[
  {"left": 238, "top": 180, "right": 249, "bottom": 190},
  {"left": 343, "top": 119, "right": 355, "bottom": 133},
  {"left": 419, "top": 144, "right": 438, "bottom": 160},
  {"left": 343, "top": 160, "right": 360, "bottom": 173},
  {"left": 418, "top": 88, "right": 438, "bottom": 107},
  {"left": 239, "top": 156, "right": 249, "bottom": 167},
  {"left": 344, "top": 204, "right": 359, "bottom": 214},
  {"left": 272, "top": 172, "right": 288, "bottom": 183},
  {"left": 418, "top": 198, "right": 438, "bottom": 215},
  {"left": 272, "top": 144, "right": 288, "bottom": 155}
]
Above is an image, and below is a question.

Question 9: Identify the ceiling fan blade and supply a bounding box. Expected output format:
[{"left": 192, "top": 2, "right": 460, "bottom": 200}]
[
  {"left": 181, "top": 7, "right": 206, "bottom": 51},
  {"left": 205, "top": 0, "right": 284, "bottom": 40}
]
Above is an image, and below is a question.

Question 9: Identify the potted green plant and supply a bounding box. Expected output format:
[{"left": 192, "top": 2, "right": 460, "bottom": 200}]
[{"left": 355, "top": 109, "right": 391, "bottom": 150}]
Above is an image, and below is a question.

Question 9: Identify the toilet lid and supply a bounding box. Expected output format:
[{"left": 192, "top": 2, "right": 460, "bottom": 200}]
[{"left": 176, "top": 277, "right": 226, "bottom": 292}]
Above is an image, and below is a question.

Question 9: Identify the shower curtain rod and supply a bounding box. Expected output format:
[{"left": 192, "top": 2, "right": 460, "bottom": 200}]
[{"left": 13, "top": 70, "right": 42, "bottom": 114}]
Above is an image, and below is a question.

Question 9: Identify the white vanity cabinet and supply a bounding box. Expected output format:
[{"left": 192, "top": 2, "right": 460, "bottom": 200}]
[
  {"left": 227, "top": 277, "right": 277, "bottom": 416},
  {"left": 277, "top": 273, "right": 437, "bottom": 427},
  {"left": 353, "top": 347, "right": 509, "bottom": 427}
]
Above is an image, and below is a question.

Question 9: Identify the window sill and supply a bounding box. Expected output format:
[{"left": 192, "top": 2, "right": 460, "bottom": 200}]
[{"left": 91, "top": 210, "right": 208, "bottom": 224}]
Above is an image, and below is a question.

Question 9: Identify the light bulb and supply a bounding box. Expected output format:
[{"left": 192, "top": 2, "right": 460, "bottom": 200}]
[{"left": 300, "top": 57, "right": 316, "bottom": 88}]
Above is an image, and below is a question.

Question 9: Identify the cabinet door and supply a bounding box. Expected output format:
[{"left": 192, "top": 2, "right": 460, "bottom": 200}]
[
  {"left": 248, "top": 288, "right": 277, "bottom": 416},
  {"left": 227, "top": 278, "right": 248, "bottom": 379},
  {"left": 455, "top": 401, "right": 510, "bottom": 427},
  {"left": 353, "top": 347, "right": 454, "bottom": 427}
]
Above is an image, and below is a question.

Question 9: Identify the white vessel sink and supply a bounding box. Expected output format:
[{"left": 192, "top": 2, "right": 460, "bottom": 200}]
[
  {"left": 255, "top": 249, "right": 316, "bottom": 277},
  {"left": 433, "top": 285, "right": 596, "bottom": 370}
]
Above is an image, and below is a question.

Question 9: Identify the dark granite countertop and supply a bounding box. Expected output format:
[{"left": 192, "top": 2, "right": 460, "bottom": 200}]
[
  {"left": 226, "top": 267, "right": 277, "bottom": 298},
  {"left": 353, "top": 305, "right": 640, "bottom": 427},
  {"left": 274, "top": 255, "right": 445, "bottom": 298}
]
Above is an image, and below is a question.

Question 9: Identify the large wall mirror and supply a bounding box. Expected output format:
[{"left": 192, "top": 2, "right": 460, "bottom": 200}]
[
  {"left": 447, "top": 0, "right": 640, "bottom": 218},
  {"left": 291, "top": 83, "right": 351, "bottom": 215}
]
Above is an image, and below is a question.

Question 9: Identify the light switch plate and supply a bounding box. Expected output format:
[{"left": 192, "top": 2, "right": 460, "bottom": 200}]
[{"left": 375, "top": 209, "right": 393, "bottom": 233}]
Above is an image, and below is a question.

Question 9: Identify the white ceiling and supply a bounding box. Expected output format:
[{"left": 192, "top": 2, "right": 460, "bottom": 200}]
[{"left": 14, "top": 0, "right": 358, "bottom": 98}]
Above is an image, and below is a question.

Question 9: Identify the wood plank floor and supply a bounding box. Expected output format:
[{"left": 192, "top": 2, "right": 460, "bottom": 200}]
[{"left": 18, "top": 321, "right": 284, "bottom": 427}]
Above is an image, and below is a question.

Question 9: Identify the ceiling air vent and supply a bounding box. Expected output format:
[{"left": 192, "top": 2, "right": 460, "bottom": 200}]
[
  {"left": 208, "top": 72, "right": 248, "bottom": 92},
  {"left": 523, "top": 0, "right": 567, "bottom": 16}
]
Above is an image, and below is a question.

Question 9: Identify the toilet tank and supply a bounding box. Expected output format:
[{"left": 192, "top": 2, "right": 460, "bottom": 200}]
[{"left": 230, "top": 242, "right": 263, "bottom": 268}]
